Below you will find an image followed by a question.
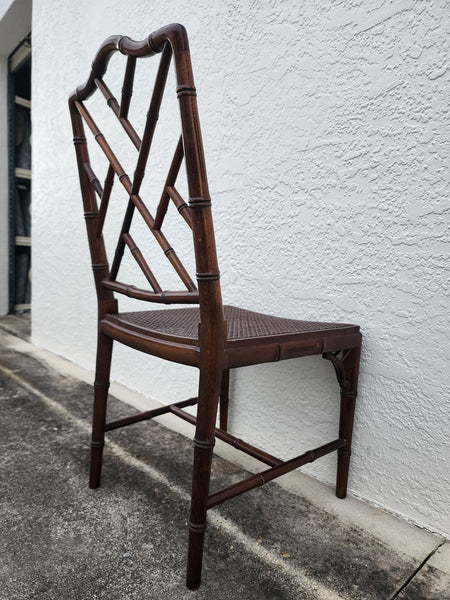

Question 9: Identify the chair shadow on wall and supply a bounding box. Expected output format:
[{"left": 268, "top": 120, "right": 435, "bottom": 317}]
[{"left": 69, "top": 23, "right": 362, "bottom": 590}]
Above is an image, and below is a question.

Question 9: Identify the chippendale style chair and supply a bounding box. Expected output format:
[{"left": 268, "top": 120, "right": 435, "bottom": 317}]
[{"left": 69, "top": 24, "right": 362, "bottom": 589}]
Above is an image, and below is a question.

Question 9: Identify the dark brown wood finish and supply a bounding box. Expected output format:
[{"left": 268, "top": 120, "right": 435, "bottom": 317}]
[{"left": 69, "top": 24, "right": 363, "bottom": 590}]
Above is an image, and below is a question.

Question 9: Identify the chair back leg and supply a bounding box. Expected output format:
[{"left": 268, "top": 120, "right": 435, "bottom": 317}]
[
  {"left": 89, "top": 333, "right": 113, "bottom": 489},
  {"left": 336, "top": 343, "right": 361, "bottom": 499},
  {"left": 219, "top": 369, "right": 230, "bottom": 431}
]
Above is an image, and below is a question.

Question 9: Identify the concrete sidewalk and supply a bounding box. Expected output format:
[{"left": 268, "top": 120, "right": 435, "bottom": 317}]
[{"left": 0, "top": 318, "right": 448, "bottom": 599}]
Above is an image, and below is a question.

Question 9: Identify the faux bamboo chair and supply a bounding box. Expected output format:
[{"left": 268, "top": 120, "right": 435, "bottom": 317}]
[{"left": 69, "top": 24, "right": 362, "bottom": 590}]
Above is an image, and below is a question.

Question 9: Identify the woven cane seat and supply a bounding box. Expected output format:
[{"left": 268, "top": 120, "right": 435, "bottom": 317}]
[{"left": 104, "top": 305, "right": 359, "bottom": 346}]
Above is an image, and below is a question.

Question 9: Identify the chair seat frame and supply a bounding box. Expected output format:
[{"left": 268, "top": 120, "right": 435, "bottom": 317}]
[{"left": 69, "top": 24, "right": 362, "bottom": 590}]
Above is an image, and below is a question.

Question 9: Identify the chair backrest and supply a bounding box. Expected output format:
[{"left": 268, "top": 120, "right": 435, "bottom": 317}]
[{"left": 68, "top": 25, "right": 224, "bottom": 336}]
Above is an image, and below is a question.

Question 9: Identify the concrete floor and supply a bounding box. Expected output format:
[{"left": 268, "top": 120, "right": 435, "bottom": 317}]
[{"left": 0, "top": 316, "right": 448, "bottom": 599}]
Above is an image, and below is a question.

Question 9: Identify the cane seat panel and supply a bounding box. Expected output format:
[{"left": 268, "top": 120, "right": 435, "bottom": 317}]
[{"left": 103, "top": 305, "right": 359, "bottom": 347}]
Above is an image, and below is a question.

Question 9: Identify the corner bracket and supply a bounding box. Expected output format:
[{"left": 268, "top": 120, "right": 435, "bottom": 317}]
[{"left": 322, "top": 350, "right": 351, "bottom": 389}]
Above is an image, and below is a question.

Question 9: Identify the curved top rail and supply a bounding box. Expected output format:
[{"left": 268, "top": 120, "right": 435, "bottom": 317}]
[{"left": 69, "top": 23, "right": 190, "bottom": 104}]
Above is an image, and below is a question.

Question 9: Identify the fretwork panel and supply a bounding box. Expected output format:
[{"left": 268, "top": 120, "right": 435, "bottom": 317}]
[{"left": 74, "top": 44, "right": 199, "bottom": 304}]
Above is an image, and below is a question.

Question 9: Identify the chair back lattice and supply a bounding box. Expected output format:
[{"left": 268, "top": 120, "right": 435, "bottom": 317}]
[{"left": 69, "top": 25, "right": 223, "bottom": 320}]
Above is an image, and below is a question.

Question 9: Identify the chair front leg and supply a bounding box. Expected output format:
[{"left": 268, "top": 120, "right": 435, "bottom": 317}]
[
  {"left": 89, "top": 331, "right": 113, "bottom": 489},
  {"left": 186, "top": 366, "right": 222, "bottom": 590}
]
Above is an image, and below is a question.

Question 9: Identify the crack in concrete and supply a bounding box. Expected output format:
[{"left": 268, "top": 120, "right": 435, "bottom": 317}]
[{"left": 389, "top": 540, "right": 447, "bottom": 600}]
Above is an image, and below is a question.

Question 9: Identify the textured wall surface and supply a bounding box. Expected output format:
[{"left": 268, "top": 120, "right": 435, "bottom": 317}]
[{"left": 31, "top": 1, "right": 449, "bottom": 536}]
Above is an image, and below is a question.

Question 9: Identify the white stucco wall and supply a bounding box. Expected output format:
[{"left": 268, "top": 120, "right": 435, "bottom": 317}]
[{"left": 31, "top": 1, "right": 449, "bottom": 537}]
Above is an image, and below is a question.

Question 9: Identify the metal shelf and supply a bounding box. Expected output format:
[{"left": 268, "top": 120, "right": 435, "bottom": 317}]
[
  {"left": 15, "top": 95, "right": 31, "bottom": 109},
  {"left": 15, "top": 236, "right": 31, "bottom": 247},
  {"left": 15, "top": 168, "right": 32, "bottom": 180}
]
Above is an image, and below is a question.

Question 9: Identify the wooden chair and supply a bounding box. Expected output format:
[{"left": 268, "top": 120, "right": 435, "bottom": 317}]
[{"left": 69, "top": 24, "right": 362, "bottom": 590}]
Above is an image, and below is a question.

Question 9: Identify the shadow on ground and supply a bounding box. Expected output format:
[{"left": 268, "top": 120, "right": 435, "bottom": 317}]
[{"left": 0, "top": 325, "right": 448, "bottom": 599}]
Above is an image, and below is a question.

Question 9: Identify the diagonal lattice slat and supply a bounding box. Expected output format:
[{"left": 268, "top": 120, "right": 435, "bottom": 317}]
[
  {"left": 74, "top": 43, "right": 197, "bottom": 301},
  {"left": 96, "top": 165, "right": 115, "bottom": 237},
  {"left": 122, "top": 232, "right": 162, "bottom": 293},
  {"left": 119, "top": 56, "right": 136, "bottom": 119},
  {"left": 95, "top": 77, "right": 141, "bottom": 149},
  {"left": 76, "top": 98, "right": 196, "bottom": 291},
  {"left": 94, "top": 56, "right": 137, "bottom": 239},
  {"left": 154, "top": 135, "right": 184, "bottom": 230},
  {"left": 108, "top": 44, "right": 176, "bottom": 282},
  {"left": 166, "top": 186, "right": 192, "bottom": 229}
]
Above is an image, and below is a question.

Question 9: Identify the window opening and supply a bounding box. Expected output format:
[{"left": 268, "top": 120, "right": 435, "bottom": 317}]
[{"left": 8, "top": 34, "right": 31, "bottom": 314}]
